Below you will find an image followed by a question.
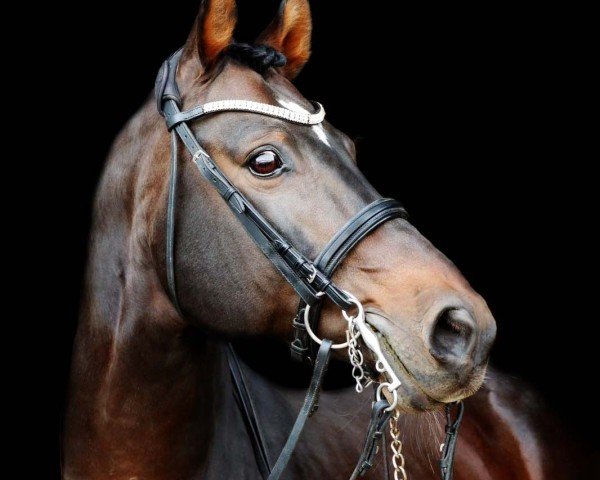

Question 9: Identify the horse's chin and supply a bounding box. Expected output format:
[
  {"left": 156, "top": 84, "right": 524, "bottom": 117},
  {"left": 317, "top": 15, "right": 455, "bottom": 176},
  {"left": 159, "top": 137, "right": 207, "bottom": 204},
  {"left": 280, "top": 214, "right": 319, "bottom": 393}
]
[{"left": 365, "top": 313, "right": 487, "bottom": 413}]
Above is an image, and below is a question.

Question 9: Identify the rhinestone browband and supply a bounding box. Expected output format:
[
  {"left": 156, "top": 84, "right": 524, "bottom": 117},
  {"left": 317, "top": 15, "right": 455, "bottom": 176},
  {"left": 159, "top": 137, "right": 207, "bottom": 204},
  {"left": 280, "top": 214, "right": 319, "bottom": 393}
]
[{"left": 202, "top": 100, "right": 325, "bottom": 125}]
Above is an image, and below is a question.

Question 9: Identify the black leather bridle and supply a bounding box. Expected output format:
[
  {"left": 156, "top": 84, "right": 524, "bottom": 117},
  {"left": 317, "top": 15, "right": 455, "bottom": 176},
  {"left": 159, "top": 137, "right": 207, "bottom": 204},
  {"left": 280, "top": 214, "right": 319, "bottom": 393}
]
[{"left": 155, "top": 49, "right": 462, "bottom": 480}]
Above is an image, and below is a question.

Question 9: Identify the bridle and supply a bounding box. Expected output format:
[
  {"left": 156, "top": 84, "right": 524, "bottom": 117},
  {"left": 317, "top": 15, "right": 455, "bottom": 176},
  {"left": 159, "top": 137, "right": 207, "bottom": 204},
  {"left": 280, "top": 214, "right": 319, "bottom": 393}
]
[{"left": 155, "top": 49, "right": 463, "bottom": 480}]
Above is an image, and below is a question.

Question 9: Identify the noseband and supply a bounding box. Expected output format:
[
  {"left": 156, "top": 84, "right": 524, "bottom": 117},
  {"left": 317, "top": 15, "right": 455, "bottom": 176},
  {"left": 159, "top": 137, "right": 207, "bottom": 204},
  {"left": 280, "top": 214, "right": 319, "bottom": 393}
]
[{"left": 155, "top": 49, "right": 461, "bottom": 480}]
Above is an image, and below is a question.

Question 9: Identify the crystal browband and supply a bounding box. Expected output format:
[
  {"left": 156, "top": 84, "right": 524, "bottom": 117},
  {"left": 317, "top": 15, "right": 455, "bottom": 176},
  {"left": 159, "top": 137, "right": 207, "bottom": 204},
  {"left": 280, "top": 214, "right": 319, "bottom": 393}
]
[{"left": 165, "top": 99, "right": 326, "bottom": 130}]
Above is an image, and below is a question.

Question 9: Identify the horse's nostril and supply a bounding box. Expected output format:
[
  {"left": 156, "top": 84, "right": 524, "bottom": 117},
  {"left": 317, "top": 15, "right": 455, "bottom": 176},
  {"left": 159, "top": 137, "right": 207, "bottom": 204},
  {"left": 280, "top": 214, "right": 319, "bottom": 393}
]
[{"left": 429, "top": 308, "right": 476, "bottom": 365}]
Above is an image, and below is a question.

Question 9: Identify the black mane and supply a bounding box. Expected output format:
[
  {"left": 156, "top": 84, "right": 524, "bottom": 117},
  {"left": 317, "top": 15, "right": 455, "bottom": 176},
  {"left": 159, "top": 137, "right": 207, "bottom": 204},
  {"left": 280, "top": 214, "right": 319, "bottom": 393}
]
[{"left": 225, "top": 42, "right": 287, "bottom": 74}]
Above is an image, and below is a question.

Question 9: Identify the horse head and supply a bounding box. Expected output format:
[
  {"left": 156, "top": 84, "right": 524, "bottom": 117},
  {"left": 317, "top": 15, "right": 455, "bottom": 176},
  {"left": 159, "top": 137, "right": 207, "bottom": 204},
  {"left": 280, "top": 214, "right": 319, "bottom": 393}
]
[{"left": 164, "top": 0, "right": 496, "bottom": 411}]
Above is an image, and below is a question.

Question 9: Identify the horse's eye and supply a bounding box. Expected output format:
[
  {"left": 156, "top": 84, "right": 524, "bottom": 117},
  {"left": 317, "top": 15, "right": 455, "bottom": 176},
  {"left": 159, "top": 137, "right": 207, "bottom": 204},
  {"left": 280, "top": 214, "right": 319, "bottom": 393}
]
[{"left": 248, "top": 151, "right": 283, "bottom": 177}]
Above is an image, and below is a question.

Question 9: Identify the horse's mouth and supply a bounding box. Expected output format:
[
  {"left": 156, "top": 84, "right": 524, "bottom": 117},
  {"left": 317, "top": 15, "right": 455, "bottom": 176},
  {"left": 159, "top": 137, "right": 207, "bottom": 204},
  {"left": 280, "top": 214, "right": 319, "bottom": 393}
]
[
  {"left": 368, "top": 330, "right": 441, "bottom": 411},
  {"left": 364, "top": 311, "right": 473, "bottom": 412}
]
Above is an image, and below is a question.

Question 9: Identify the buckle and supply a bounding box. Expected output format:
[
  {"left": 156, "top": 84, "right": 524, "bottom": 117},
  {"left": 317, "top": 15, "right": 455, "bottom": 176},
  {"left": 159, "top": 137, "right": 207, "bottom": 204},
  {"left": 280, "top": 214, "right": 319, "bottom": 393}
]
[
  {"left": 292, "top": 314, "right": 306, "bottom": 330},
  {"left": 290, "top": 338, "right": 309, "bottom": 363}
]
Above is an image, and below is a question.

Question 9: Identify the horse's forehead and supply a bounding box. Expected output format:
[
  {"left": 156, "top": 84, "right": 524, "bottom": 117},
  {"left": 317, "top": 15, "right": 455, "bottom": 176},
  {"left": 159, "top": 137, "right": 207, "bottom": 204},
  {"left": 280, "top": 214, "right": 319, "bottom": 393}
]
[{"left": 207, "top": 62, "right": 313, "bottom": 111}]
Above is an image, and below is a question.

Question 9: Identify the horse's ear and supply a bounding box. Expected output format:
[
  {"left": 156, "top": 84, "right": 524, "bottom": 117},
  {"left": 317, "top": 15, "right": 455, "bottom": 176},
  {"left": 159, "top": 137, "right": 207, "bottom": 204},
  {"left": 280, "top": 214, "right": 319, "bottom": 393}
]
[
  {"left": 257, "top": 0, "right": 312, "bottom": 79},
  {"left": 190, "top": 0, "right": 237, "bottom": 70}
]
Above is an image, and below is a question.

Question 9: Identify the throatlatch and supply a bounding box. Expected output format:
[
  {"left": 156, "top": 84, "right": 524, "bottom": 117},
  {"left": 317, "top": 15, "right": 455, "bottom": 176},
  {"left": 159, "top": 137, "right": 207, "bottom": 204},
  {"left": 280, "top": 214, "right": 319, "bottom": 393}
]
[{"left": 156, "top": 49, "right": 463, "bottom": 480}]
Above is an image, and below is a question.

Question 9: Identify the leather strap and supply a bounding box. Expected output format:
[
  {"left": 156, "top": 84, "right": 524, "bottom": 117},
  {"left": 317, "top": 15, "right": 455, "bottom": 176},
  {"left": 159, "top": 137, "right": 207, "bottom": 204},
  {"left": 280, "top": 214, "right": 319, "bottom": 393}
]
[
  {"left": 440, "top": 401, "right": 464, "bottom": 480},
  {"left": 166, "top": 130, "right": 182, "bottom": 315},
  {"left": 155, "top": 49, "right": 183, "bottom": 116},
  {"left": 315, "top": 198, "right": 407, "bottom": 272},
  {"left": 166, "top": 105, "right": 205, "bottom": 129},
  {"left": 267, "top": 339, "right": 332, "bottom": 480},
  {"left": 226, "top": 344, "right": 272, "bottom": 478},
  {"left": 382, "top": 428, "right": 390, "bottom": 480},
  {"left": 349, "top": 399, "right": 393, "bottom": 480},
  {"left": 291, "top": 199, "right": 408, "bottom": 363}
]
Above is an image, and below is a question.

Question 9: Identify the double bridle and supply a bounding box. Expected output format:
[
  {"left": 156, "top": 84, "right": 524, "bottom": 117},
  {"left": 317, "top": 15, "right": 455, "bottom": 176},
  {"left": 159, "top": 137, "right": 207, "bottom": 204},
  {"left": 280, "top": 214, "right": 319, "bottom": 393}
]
[{"left": 156, "top": 49, "right": 463, "bottom": 480}]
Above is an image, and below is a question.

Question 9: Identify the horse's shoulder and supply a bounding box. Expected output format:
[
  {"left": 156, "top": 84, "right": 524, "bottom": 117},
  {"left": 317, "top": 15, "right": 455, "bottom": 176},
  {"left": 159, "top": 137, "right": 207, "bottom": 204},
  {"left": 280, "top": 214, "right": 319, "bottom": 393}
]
[
  {"left": 462, "top": 367, "right": 589, "bottom": 479},
  {"left": 478, "top": 367, "right": 546, "bottom": 415}
]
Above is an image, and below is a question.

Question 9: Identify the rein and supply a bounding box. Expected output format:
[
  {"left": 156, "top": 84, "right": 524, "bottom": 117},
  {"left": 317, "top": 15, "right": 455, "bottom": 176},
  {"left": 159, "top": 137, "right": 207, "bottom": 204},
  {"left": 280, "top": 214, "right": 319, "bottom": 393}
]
[{"left": 155, "top": 49, "right": 462, "bottom": 480}]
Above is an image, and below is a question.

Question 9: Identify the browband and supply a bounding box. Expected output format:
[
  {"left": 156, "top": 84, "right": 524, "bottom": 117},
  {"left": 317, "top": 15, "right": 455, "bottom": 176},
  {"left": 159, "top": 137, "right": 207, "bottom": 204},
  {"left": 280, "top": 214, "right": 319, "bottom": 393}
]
[{"left": 166, "top": 100, "right": 325, "bottom": 130}]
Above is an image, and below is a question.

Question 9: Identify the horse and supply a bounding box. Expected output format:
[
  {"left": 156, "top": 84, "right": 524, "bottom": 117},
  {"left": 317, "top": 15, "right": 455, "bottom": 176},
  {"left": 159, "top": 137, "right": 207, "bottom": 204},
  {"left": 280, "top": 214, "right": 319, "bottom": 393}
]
[{"left": 63, "top": 0, "right": 584, "bottom": 478}]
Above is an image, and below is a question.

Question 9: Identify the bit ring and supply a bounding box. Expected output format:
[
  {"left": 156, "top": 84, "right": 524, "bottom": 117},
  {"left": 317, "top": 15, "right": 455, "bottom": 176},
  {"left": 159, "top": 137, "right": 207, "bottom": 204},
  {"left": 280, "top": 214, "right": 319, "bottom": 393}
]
[
  {"left": 304, "top": 304, "right": 349, "bottom": 349},
  {"left": 377, "top": 382, "right": 399, "bottom": 411},
  {"left": 304, "top": 290, "right": 364, "bottom": 349},
  {"left": 341, "top": 292, "right": 365, "bottom": 323}
]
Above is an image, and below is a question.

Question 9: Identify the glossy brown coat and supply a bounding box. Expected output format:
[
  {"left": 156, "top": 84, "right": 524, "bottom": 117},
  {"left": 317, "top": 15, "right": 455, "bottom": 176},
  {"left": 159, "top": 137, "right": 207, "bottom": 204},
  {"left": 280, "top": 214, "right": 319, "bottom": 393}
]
[{"left": 63, "top": 0, "right": 587, "bottom": 478}]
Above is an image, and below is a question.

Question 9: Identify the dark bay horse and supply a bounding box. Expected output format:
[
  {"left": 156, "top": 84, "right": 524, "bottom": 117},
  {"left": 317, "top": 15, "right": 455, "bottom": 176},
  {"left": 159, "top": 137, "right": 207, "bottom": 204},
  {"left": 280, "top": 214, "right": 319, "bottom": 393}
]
[{"left": 64, "top": 0, "right": 583, "bottom": 478}]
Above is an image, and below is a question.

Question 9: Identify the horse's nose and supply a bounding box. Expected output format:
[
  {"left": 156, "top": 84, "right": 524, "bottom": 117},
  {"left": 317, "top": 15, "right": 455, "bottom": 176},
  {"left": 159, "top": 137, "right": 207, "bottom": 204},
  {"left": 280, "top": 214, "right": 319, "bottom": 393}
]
[{"left": 426, "top": 307, "right": 493, "bottom": 369}]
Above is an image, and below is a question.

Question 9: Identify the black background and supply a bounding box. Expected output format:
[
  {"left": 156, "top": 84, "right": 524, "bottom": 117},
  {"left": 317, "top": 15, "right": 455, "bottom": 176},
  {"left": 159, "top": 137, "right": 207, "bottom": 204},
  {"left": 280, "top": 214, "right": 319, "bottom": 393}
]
[{"left": 35, "top": 1, "right": 595, "bottom": 477}]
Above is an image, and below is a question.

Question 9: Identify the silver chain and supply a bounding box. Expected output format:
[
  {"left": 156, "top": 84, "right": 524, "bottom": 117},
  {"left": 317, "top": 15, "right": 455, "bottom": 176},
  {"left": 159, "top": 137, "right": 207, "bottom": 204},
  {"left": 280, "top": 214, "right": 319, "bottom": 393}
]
[
  {"left": 339, "top": 292, "right": 408, "bottom": 478},
  {"left": 346, "top": 315, "right": 372, "bottom": 393},
  {"left": 389, "top": 408, "right": 408, "bottom": 480}
]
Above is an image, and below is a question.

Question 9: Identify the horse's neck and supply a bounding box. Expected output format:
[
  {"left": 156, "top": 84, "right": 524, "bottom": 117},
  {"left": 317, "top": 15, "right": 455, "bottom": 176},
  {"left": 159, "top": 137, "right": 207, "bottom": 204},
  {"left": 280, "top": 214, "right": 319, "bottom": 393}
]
[
  {"left": 65, "top": 269, "right": 262, "bottom": 478},
  {"left": 63, "top": 128, "right": 259, "bottom": 478}
]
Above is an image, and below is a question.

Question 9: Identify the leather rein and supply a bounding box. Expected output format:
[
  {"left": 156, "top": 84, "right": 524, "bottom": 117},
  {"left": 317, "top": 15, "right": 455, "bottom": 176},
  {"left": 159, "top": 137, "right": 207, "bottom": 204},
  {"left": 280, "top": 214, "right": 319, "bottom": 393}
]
[{"left": 155, "top": 49, "right": 462, "bottom": 480}]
